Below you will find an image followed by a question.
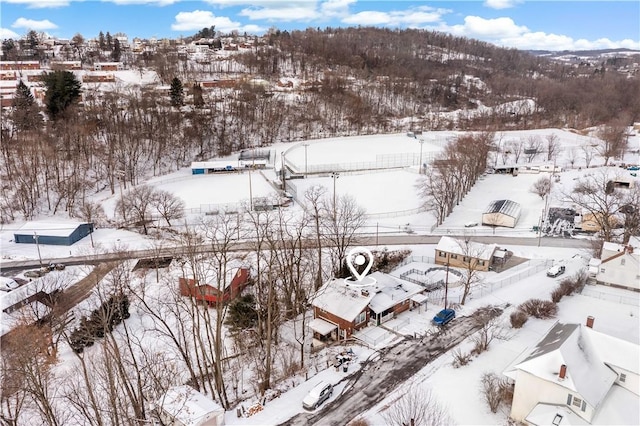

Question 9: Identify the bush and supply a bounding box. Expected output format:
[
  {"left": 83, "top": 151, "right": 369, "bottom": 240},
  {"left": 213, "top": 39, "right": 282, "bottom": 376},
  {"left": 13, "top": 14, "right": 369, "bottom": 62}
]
[
  {"left": 68, "top": 294, "right": 130, "bottom": 353},
  {"left": 481, "top": 372, "right": 514, "bottom": 414},
  {"left": 519, "top": 299, "right": 557, "bottom": 319},
  {"left": 510, "top": 310, "right": 528, "bottom": 328},
  {"left": 452, "top": 348, "right": 473, "bottom": 368},
  {"left": 551, "top": 288, "right": 564, "bottom": 303}
]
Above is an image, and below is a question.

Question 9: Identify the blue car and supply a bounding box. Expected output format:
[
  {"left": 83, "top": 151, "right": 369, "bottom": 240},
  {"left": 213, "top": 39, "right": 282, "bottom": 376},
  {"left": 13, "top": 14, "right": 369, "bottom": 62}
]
[{"left": 433, "top": 308, "right": 456, "bottom": 325}]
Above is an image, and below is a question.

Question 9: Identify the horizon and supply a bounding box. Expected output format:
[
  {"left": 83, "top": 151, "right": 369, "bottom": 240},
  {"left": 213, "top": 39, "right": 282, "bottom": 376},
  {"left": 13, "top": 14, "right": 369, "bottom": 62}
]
[{"left": 1, "top": 1, "right": 639, "bottom": 52}]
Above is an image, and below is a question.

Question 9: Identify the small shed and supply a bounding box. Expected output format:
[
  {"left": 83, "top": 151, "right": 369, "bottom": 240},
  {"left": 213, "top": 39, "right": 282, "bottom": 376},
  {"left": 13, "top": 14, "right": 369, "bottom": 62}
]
[
  {"left": 157, "top": 385, "right": 225, "bottom": 426},
  {"left": 482, "top": 200, "right": 521, "bottom": 228},
  {"left": 14, "top": 221, "right": 94, "bottom": 246}
]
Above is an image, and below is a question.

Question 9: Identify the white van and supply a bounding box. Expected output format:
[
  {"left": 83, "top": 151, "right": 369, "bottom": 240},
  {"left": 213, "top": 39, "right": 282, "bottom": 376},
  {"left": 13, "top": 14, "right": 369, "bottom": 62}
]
[
  {"left": 302, "top": 381, "right": 333, "bottom": 410},
  {"left": 0, "top": 277, "right": 20, "bottom": 292}
]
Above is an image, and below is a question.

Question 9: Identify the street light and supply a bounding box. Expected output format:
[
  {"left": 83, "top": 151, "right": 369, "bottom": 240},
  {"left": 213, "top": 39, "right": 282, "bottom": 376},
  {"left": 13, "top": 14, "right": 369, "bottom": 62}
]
[
  {"left": 33, "top": 232, "right": 43, "bottom": 268},
  {"left": 303, "top": 142, "right": 309, "bottom": 178},
  {"left": 418, "top": 139, "right": 425, "bottom": 174},
  {"left": 331, "top": 172, "right": 340, "bottom": 216}
]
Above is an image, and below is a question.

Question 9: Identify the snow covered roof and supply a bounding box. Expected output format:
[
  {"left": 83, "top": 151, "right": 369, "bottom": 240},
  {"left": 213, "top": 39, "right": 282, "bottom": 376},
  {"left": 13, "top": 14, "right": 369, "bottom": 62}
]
[
  {"left": 525, "top": 404, "right": 588, "bottom": 425},
  {"left": 312, "top": 277, "right": 375, "bottom": 322},
  {"left": 309, "top": 317, "right": 337, "bottom": 335},
  {"left": 312, "top": 271, "right": 424, "bottom": 320},
  {"left": 157, "top": 385, "right": 224, "bottom": 426},
  {"left": 15, "top": 221, "right": 89, "bottom": 237},
  {"left": 367, "top": 274, "right": 425, "bottom": 314},
  {"left": 483, "top": 199, "right": 522, "bottom": 218},
  {"left": 513, "top": 322, "right": 628, "bottom": 408},
  {"left": 435, "top": 236, "right": 497, "bottom": 261}
]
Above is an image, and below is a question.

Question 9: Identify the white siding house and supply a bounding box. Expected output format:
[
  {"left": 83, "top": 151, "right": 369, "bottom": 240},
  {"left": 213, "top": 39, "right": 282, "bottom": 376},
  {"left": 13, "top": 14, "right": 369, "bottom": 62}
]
[
  {"left": 595, "top": 238, "right": 640, "bottom": 291},
  {"left": 504, "top": 319, "right": 639, "bottom": 425}
]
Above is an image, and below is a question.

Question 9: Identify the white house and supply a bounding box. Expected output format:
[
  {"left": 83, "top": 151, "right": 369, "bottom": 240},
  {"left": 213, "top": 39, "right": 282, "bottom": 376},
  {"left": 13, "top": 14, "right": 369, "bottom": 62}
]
[
  {"left": 157, "top": 385, "right": 225, "bottom": 426},
  {"left": 504, "top": 318, "right": 639, "bottom": 425},
  {"left": 595, "top": 237, "right": 640, "bottom": 291}
]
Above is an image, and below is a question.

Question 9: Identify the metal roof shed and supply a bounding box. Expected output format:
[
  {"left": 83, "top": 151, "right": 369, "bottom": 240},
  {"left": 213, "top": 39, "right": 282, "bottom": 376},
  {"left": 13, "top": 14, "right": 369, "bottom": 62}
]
[
  {"left": 482, "top": 199, "right": 522, "bottom": 228},
  {"left": 14, "top": 221, "right": 94, "bottom": 246}
]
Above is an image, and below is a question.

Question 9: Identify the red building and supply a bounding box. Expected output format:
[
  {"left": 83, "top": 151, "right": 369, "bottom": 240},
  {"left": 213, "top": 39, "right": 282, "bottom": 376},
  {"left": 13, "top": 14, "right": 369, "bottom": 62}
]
[{"left": 179, "top": 268, "right": 250, "bottom": 306}]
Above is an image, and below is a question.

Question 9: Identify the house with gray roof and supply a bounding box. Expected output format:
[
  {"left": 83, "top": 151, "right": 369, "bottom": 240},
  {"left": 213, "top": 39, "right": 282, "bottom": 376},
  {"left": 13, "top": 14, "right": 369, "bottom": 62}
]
[
  {"left": 482, "top": 199, "right": 522, "bottom": 228},
  {"left": 504, "top": 318, "right": 639, "bottom": 425}
]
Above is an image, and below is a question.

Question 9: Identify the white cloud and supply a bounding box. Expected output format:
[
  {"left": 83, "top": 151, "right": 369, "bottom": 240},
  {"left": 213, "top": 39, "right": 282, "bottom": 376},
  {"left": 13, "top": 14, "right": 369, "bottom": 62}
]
[
  {"left": 430, "top": 15, "right": 640, "bottom": 51},
  {"left": 320, "top": 0, "right": 355, "bottom": 18},
  {"left": 238, "top": 3, "right": 320, "bottom": 21},
  {"left": 483, "top": 0, "right": 521, "bottom": 10},
  {"left": 342, "top": 6, "right": 449, "bottom": 27},
  {"left": 171, "top": 10, "right": 264, "bottom": 34},
  {"left": 3, "top": 0, "right": 70, "bottom": 7},
  {"left": 0, "top": 28, "right": 21, "bottom": 39},
  {"left": 11, "top": 17, "right": 58, "bottom": 30}
]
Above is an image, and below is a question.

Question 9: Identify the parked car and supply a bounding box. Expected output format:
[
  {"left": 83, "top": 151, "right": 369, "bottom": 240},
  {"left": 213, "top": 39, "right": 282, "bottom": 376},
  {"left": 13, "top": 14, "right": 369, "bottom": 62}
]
[
  {"left": 302, "top": 382, "right": 333, "bottom": 410},
  {"left": 627, "top": 166, "right": 640, "bottom": 171},
  {"left": 464, "top": 221, "right": 478, "bottom": 228},
  {"left": 24, "top": 269, "right": 46, "bottom": 278},
  {"left": 0, "top": 277, "right": 20, "bottom": 292},
  {"left": 546, "top": 265, "right": 566, "bottom": 277},
  {"left": 433, "top": 308, "right": 456, "bottom": 325}
]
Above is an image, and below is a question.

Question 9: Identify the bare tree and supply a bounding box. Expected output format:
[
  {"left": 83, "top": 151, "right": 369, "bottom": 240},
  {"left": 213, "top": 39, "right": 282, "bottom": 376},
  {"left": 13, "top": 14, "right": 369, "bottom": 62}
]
[
  {"left": 581, "top": 143, "right": 595, "bottom": 168},
  {"left": 510, "top": 139, "right": 524, "bottom": 164},
  {"left": 454, "top": 237, "right": 488, "bottom": 305},
  {"left": 151, "top": 188, "right": 185, "bottom": 227},
  {"left": 321, "top": 194, "right": 367, "bottom": 276},
  {"left": 565, "top": 169, "right": 627, "bottom": 241},
  {"left": 524, "top": 136, "right": 541, "bottom": 163},
  {"left": 545, "top": 133, "right": 561, "bottom": 162},
  {"left": 471, "top": 306, "right": 509, "bottom": 353},
  {"left": 381, "top": 385, "right": 452, "bottom": 426},
  {"left": 567, "top": 147, "right": 578, "bottom": 169},
  {"left": 303, "top": 185, "right": 328, "bottom": 290},
  {"left": 115, "top": 184, "right": 155, "bottom": 234},
  {"left": 596, "top": 120, "right": 628, "bottom": 166},
  {"left": 530, "top": 176, "right": 551, "bottom": 199}
]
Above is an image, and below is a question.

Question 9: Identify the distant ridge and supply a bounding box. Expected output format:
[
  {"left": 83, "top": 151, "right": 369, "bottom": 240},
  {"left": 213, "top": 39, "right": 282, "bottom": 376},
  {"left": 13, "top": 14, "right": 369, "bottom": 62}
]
[{"left": 528, "top": 48, "right": 640, "bottom": 57}]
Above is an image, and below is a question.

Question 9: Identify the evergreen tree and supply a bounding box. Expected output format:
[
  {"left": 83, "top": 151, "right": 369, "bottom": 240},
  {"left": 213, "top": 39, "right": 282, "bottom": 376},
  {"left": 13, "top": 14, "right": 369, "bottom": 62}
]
[
  {"left": 192, "top": 82, "right": 204, "bottom": 108},
  {"left": 169, "top": 77, "right": 184, "bottom": 107},
  {"left": 225, "top": 294, "right": 258, "bottom": 331},
  {"left": 2, "top": 39, "right": 16, "bottom": 61},
  {"left": 98, "top": 31, "right": 105, "bottom": 49},
  {"left": 11, "top": 80, "right": 42, "bottom": 131},
  {"left": 105, "top": 32, "right": 113, "bottom": 50},
  {"left": 111, "top": 38, "right": 121, "bottom": 62},
  {"left": 42, "top": 70, "right": 82, "bottom": 121}
]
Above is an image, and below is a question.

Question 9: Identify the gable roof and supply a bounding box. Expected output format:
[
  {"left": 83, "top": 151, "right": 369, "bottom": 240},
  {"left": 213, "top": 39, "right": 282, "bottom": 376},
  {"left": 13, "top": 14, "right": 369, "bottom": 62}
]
[
  {"left": 513, "top": 322, "right": 617, "bottom": 408},
  {"left": 483, "top": 199, "right": 521, "bottom": 218},
  {"left": 435, "top": 236, "right": 497, "bottom": 261},
  {"left": 158, "top": 385, "right": 224, "bottom": 426},
  {"left": 312, "top": 271, "right": 425, "bottom": 320}
]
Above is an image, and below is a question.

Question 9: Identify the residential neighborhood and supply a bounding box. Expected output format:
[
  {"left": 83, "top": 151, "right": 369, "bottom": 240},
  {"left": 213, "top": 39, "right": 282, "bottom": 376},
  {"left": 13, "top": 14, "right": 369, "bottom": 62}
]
[{"left": 0, "top": 5, "right": 639, "bottom": 426}]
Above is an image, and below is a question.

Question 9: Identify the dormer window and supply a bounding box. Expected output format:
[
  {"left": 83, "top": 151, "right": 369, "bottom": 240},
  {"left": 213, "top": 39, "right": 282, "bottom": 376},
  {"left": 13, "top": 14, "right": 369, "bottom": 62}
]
[
  {"left": 620, "top": 373, "right": 627, "bottom": 382},
  {"left": 552, "top": 414, "right": 563, "bottom": 425}
]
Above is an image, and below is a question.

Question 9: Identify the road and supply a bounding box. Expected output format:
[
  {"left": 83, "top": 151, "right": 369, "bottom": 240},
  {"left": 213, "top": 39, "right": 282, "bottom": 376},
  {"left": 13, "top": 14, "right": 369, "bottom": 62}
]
[
  {"left": 282, "top": 307, "right": 503, "bottom": 426},
  {"left": 0, "top": 234, "right": 591, "bottom": 272}
]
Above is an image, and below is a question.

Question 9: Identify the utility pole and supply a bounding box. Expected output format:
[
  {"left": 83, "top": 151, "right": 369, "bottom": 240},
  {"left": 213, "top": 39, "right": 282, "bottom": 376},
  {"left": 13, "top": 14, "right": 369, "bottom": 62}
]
[
  {"left": 33, "top": 232, "right": 43, "bottom": 268},
  {"left": 249, "top": 168, "right": 253, "bottom": 211},
  {"left": 303, "top": 142, "right": 309, "bottom": 178},
  {"left": 419, "top": 139, "right": 425, "bottom": 174},
  {"left": 331, "top": 172, "right": 339, "bottom": 217}
]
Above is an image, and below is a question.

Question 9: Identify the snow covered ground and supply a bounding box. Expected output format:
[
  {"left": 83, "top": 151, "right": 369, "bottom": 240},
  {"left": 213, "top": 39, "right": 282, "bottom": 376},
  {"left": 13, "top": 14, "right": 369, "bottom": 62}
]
[{"left": 1, "top": 128, "right": 639, "bottom": 425}]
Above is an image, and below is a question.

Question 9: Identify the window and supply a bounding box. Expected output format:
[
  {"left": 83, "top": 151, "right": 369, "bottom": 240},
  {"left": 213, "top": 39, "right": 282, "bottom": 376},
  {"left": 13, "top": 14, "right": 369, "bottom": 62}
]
[
  {"left": 620, "top": 373, "right": 627, "bottom": 382},
  {"left": 463, "top": 256, "right": 469, "bottom": 262},
  {"left": 479, "top": 260, "right": 485, "bottom": 266},
  {"left": 572, "top": 396, "right": 582, "bottom": 408},
  {"left": 439, "top": 251, "right": 446, "bottom": 258},
  {"left": 566, "top": 394, "right": 572, "bottom": 405},
  {"left": 620, "top": 258, "right": 625, "bottom": 265},
  {"left": 451, "top": 254, "right": 458, "bottom": 259},
  {"left": 600, "top": 268, "right": 606, "bottom": 273},
  {"left": 355, "top": 311, "right": 366, "bottom": 325}
]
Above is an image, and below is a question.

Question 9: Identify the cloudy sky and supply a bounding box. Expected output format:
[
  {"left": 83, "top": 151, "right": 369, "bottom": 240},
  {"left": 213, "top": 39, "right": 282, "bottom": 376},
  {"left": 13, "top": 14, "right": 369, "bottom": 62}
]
[{"left": 1, "top": 0, "right": 639, "bottom": 51}]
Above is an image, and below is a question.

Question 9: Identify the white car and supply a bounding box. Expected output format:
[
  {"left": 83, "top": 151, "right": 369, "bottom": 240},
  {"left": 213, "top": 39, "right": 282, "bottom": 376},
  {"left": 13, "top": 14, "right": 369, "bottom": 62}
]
[
  {"left": 0, "top": 277, "right": 20, "bottom": 292},
  {"left": 546, "top": 265, "right": 566, "bottom": 278},
  {"left": 464, "top": 221, "right": 478, "bottom": 228}
]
